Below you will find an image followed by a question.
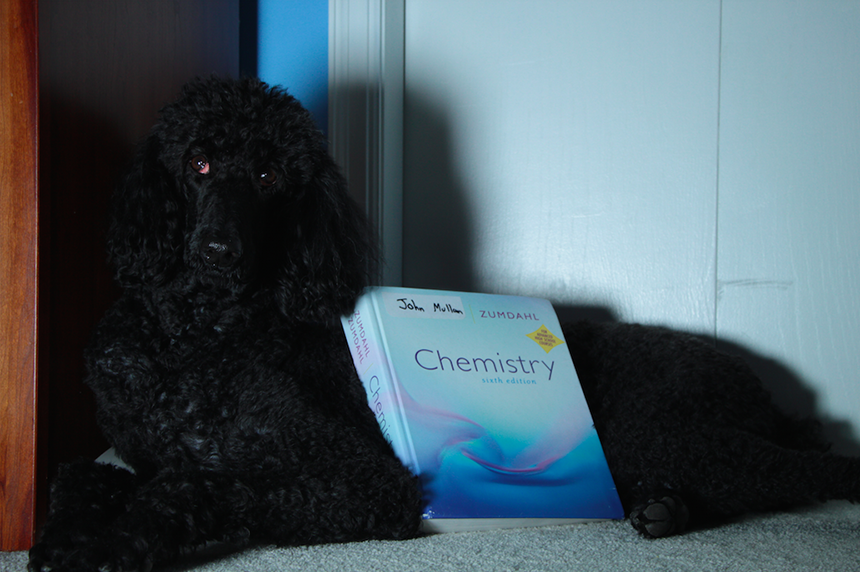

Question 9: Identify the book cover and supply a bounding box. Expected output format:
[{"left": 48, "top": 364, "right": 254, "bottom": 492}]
[{"left": 341, "top": 286, "right": 623, "bottom": 532}]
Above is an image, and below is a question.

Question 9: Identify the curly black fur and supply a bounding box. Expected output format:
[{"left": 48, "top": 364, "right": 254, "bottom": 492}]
[
  {"left": 30, "top": 77, "right": 420, "bottom": 572},
  {"left": 30, "top": 77, "right": 860, "bottom": 571},
  {"left": 566, "top": 320, "right": 860, "bottom": 538}
]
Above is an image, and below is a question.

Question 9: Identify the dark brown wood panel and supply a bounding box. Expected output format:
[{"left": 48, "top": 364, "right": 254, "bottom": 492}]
[
  {"left": 1, "top": 0, "right": 239, "bottom": 551},
  {"left": 0, "top": 0, "right": 40, "bottom": 552},
  {"left": 38, "top": 0, "right": 241, "bottom": 480}
]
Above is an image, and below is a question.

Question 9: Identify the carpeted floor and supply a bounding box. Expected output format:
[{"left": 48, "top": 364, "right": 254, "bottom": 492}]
[{"left": 3, "top": 501, "right": 859, "bottom": 571}]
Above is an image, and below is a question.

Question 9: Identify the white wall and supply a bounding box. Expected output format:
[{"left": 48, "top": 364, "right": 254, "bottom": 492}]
[
  {"left": 716, "top": 1, "right": 860, "bottom": 448},
  {"left": 401, "top": 0, "right": 860, "bottom": 450}
]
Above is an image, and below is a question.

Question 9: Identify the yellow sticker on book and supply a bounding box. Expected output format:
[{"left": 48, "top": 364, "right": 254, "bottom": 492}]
[{"left": 527, "top": 325, "right": 565, "bottom": 353}]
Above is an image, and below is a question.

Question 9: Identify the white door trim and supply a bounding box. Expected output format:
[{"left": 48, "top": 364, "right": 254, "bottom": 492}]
[{"left": 329, "top": 0, "right": 404, "bottom": 286}]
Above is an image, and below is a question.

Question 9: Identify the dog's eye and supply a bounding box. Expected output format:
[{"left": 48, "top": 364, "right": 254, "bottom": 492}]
[
  {"left": 190, "top": 155, "right": 210, "bottom": 175},
  {"left": 259, "top": 168, "right": 279, "bottom": 187}
]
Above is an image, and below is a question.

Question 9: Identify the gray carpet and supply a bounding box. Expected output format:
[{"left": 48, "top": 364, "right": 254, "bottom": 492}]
[{"left": 3, "top": 501, "right": 859, "bottom": 571}]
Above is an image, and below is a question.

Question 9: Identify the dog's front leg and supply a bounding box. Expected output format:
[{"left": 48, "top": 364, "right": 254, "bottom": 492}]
[
  {"left": 90, "top": 466, "right": 257, "bottom": 571},
  {"left": 30, "top": 462, "right": 253, "bottom": 572},
  {"left": 29, "top": 460, "right": 138, "bottom": 572}
]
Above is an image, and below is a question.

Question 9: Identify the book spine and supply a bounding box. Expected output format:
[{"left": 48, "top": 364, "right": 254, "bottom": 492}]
[{"left": 342, "top": 291, "right": 419, "bottom": 474}]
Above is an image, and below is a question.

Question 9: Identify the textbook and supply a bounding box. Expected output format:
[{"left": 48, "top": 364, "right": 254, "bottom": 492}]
[{"left": 341, "top": 287, "right": 623, "bottom": 532}]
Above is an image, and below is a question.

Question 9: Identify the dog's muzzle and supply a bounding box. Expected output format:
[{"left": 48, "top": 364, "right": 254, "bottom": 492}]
[{"left": 201, "top": 235, "right": 243, "bottom": 269}]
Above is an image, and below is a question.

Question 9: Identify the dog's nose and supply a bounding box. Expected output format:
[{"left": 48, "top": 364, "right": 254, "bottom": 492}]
[{"left": 202, "top": 237, "right": 242, "bottom": 268}]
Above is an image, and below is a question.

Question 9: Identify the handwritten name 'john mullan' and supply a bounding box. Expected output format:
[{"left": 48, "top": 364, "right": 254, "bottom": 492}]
[{"left": 397, "top": 298, "right": 464, "bottom": 316}]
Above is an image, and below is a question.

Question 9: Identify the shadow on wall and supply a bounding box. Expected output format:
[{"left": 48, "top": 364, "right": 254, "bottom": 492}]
[
  {"left": 402, "top": 89, "right": 476, "bottom": 292},
  {"left": 401, "top": 88, "right": 620, "bottom": 325},
  {"left": 399, "top": 88, "right": 860, "bottom": 457}
]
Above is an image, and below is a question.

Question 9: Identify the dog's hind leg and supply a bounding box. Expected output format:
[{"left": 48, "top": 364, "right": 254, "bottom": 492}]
[
  {"left": 29, "top": 460, "right": 137, "bottom": 572},
  {"left": 628, "top": 492, "right": 691, "bottom": 538},
  {"left": 627, "top": 430, "right": 860, "bottom": 538},
  {"left": 694, "top": 433, "right": 860, "bottom": 512}
]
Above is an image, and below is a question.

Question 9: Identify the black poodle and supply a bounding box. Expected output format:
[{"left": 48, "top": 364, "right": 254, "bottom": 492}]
[{"left": 30, "top": 77, "right": 859, "bottom": 571}]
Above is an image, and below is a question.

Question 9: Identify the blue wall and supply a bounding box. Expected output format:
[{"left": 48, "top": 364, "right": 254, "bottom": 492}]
[{"left": 256, "top": 0, "right": 328, "bottom": 134}]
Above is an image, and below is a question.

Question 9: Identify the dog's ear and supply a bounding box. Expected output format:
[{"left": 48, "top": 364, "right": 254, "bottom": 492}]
[
  {"left": 275, "top": 154, "right": 377, "bottom": 323},
  {"left": 106, "top": 133, "right": 184, "bottom": 288}
]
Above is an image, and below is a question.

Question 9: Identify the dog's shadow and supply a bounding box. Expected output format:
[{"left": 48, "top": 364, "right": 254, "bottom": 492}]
[
  {"left": 401, "top": 89, "right": 477, "bottom": 291},
  {"left": 714, "top": 336, "right": 860, "bottom": 456},
  {"left": 398, "top": 89, "right": 860, "bottom": 457}
]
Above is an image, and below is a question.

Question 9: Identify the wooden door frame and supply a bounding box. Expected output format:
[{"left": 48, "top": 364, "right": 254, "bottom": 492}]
[{"left": 1, "top": 0, "right": 40, "bottom": 552}]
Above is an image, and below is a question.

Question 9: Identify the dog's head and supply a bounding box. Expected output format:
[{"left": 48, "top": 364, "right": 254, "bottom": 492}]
[{"left": 107, "top": 77, "right": 374, "bottom": 322}]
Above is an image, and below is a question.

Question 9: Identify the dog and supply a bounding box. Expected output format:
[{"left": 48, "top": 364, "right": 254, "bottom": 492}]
[
  {"left": 30, "top": 77, "right": 860, "bottom": 571},
  {"left": 29, "top": 77, "right": 422, "bottom": 572}
]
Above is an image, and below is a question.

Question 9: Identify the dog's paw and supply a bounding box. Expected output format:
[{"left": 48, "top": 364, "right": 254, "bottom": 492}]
[
  {"left": 28, "top": 542, "right": 98, "bottom": 572},
  {"left": 28, "top": 542, "right": 55, "bottom": 572},
  {"left": 28, "top": 536, "right": 154, "bottom": 572},
  {"left": 629, "top": 494, "right": 690, "bottom": 538}
]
